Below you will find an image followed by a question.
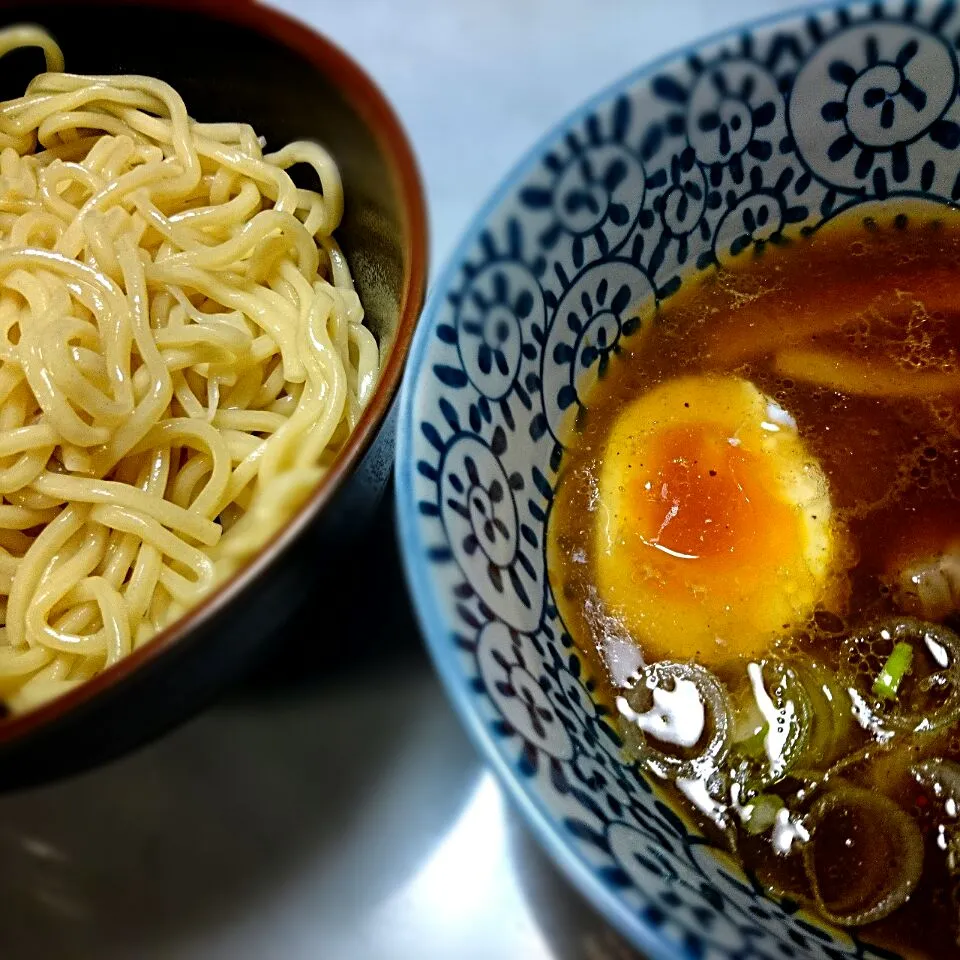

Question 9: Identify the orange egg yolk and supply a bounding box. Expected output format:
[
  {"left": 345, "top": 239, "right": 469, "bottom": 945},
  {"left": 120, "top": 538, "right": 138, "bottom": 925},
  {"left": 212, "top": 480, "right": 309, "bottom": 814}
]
[{"left": 627, "top": 423, "right": 804, "bottom": 597}]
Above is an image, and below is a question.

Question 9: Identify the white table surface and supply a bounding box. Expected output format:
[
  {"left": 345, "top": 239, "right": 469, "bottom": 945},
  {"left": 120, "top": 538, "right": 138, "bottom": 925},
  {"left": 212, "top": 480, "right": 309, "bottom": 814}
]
[{"left": 0, "top": 2, "right": 800, "bottom": 957}]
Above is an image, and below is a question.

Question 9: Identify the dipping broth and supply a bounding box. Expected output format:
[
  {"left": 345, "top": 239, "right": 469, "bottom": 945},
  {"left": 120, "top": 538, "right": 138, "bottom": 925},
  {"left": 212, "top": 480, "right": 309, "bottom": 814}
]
[{"left": 548, "top": 205, "right": 960, "bottom": 958}]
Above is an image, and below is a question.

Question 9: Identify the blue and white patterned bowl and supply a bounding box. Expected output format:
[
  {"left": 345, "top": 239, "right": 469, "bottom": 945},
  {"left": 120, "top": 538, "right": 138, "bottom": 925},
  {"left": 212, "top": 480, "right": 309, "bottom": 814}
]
[{"left": 395, "top": 3, "right": 960, "bottom": 957}]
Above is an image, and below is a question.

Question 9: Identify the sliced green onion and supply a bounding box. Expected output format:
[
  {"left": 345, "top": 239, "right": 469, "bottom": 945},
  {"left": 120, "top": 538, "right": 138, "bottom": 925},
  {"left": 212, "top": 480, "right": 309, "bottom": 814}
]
[
  {"left": 804, "top": 787, "right": 923, "bottom": 926},
  {"left": 796, "top": 660, "right": 851, "bottom": 766},
  {"left": 730, "top": 659, "right": 814, "bottom": 792},
  {"left": 841, "top": 618, "right": 960, "bottom": 734},
  {"left": 733, "top": 722, "right": 769, "bottom": 760},
  {"left": 873, "top": 642, "right": 914, "bottom": 700},
  {"left": 742, "top": 793, "right": 784, "bottom": 835},
  {"left": 618, "top": 661, "right": 732, "bottom": 781}
]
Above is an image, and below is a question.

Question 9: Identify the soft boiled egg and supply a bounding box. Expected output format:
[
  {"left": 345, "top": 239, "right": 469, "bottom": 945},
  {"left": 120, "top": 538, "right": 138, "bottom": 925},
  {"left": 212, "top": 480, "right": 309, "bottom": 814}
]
[{"left": 595, "top": 375, "right": 835, "bottom": 665}]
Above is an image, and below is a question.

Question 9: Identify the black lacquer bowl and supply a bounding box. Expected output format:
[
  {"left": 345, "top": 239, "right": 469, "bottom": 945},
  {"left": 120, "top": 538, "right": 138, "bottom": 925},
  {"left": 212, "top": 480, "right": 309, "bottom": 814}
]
[{"left": 0, "top": 0, "right": 427, "bottom": 788}]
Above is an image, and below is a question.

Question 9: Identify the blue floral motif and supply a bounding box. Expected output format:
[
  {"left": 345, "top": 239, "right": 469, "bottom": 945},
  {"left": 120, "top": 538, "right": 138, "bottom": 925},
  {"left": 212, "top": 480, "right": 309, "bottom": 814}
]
[
  {"left": 447, "top": 450, "right": 512, "bottom": 563},
  {"left": 707, "top": 165, "right": 810, "bottom": 268},
  {"left": 436, "top": 220, "right": 546, "bottom": 433},
  {"left": 519, "top": 95, "right": 647, "bottom": 269},
  {"left": 432, "top": 430, "right": 544, "bottom": 631},
  {"left": 399, "top": 4, "right": 960, "bottom": 959},
  {"left": 789, "top": 21, "right": 960, "bottom": 196},
  {"left": 462, "top": 279, "right": 526, "bottom": 379},
  {"left": 540, "top": 259, "right": 656, "bottom": 443},
  {"left": 652, "top": 51, "right": 787, "bottom": 187},
  {"left": 646, "top": 147, "right": 714, "bottom": 267},
  {"left": 475, "top": 620, "right": 574, "bottom": 773}
]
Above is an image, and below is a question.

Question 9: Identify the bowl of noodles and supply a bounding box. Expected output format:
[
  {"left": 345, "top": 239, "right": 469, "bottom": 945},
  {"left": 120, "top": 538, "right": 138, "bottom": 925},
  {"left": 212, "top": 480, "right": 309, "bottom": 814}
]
[
  {"left": 0, "top": 1, "right": 426, "bottom": 786},
  {"left": 399, "top": 1, "right": 960, "bottom": 958}
]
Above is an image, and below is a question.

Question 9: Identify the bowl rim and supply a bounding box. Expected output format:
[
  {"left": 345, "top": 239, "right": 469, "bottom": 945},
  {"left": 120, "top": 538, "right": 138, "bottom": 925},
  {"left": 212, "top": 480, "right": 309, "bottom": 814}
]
[
  {"left": 0, "top": 0, "right": 428, "bottom": 740},
  {"left": 395, "top": 1, "right": 855, "bottom": 956}
]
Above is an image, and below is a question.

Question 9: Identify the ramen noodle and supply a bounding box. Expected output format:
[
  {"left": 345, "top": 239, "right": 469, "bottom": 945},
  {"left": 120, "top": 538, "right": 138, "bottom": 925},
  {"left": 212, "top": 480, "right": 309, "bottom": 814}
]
[{"left": 0, "top": 26, "right": 379, "bottom": 711}]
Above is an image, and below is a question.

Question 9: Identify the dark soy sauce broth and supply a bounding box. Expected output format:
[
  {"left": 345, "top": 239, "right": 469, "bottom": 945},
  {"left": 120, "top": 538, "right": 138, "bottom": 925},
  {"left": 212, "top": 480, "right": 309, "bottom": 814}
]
[{"left": 548, "top": 206, "right": 960, "bottom": 958}]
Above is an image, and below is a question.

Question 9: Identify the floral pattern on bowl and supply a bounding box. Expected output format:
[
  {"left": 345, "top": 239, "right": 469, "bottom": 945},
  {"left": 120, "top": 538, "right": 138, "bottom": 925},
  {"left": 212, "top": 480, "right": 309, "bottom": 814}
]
[{"left": 396, "top": 3, "right": 960, "bottom": 958}]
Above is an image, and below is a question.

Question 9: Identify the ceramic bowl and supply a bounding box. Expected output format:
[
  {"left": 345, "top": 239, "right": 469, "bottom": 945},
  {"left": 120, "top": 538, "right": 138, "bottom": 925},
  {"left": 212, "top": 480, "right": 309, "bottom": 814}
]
[
  {"left": 0, "top": 0, "right": 426, "bottom": 788},
  {"left": 396, "top": 2, "right": 957, "bottom": 957}
]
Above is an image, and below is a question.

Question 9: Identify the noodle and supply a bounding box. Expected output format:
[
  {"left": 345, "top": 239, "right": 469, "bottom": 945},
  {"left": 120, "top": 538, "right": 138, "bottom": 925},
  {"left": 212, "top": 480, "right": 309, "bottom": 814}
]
[
  {"left": 0, "top": 27, "right": 380, "bottom": 712},
  {"left": 773, "top": 349, "right": 960, "bottom": 397}
]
